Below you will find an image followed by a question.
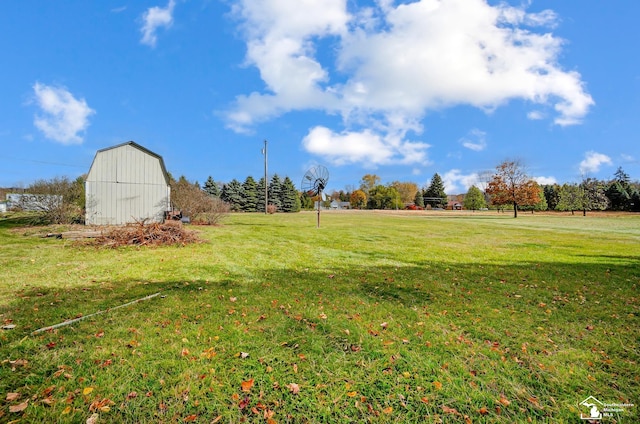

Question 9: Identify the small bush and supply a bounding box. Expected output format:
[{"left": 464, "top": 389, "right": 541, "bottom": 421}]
[{"left": 266, "top": 204, "right": 277, "bottom": 214}]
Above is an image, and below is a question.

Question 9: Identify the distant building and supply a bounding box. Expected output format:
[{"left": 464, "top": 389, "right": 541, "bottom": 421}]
[
  {"left": 330, "top": 200, "right": 351, "bottom": 210},
  {"left": 85, "top": 141, "right": 171, "bottom": 225},
  {"left": 6, "top": 193, "right": 62, "bottom": 211}
]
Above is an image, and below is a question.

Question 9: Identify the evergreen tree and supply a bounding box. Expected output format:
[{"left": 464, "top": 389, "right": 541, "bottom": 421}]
[
  {"left": 543, "top": 184, "right": 560, "bottom": 211},
  {"left": 580, "top": 178, "right": 608, "bottom": 215},
  {"left": 242, "top": 176, "right": 258, "bottom": 212},
  {"left": 414, "top": 190, "right": 424, "bottom": 208},
  {"left": 463, "top": 185, "right": 486, "bottom": 211},
  {"left": 300, "top": 191, "right": 314, "bottom": 209},
  {"left": 607, "top": 168, "right": 632, "bottom": 210},
  {"left": 256, "top": 177, "right": 267, "bottom": 213},
  {"left": 203, "top": 176, "right": 220, "bottom": 198},
  {"left": 221, "top": 179, "right": 244, "bottom": 211},
  {"left": 280, "top": 176, "right": 301, "bottom": 212},
  {"left": 268, "top": 174, "right": 283, "bottom": 211},
  {"left": 424, "top": 173, "right": 447, "bottom": 208}
]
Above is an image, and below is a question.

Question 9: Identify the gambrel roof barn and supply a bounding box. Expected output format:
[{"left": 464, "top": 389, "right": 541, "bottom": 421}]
[{"left": 85, "top": 141, "right": 171, "bottom": 225}]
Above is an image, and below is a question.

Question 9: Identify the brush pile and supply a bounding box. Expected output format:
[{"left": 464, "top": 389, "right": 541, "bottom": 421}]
[{"left": 92, "top": 220, "right": 199, "bottom": 247}]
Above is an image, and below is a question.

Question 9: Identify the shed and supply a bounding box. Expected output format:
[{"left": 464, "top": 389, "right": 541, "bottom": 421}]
[{"left": 85, "top": 141, "right": 170, "bottom": 225}]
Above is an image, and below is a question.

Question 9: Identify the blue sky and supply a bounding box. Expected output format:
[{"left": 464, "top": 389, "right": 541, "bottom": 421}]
[{"left": 1, "top": 0, "right": 638, "bottom": 194}]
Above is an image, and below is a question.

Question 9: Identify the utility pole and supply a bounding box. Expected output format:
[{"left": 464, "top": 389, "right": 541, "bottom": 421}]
[{"left": 263, "top": 140, "right": 268, "bottom": 214}]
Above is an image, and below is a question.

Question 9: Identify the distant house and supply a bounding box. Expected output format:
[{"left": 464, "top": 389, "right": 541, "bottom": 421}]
[
  {"left": 330, "top": 200, "right": 351, "bottom": 210},
  {"left": 0, "top": 201, "right": 6, "bottom": 213},
  {"left": 85, "top": 141, "right": 171, "bottom": 225},
  {"left": 6, "top": 193, "right": 62, "bottom": 211}
]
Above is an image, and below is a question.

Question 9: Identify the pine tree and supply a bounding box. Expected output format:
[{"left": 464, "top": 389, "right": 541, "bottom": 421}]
[
  {"left": 203, "top": 176, "right": 220, "bottom": 198},
  {"left": 268, "top": 174, "right": 283, "bottom": 211},
  {"left": 221, "top": 179, "right": 244, "bottom": 211},
  {"left": 242, "top": 176, "right": 258, "bottom": 212},
  {"left": 280, "top": 176, "right": 301, "bottom": 212},
  {"left": 414, "top": 190, "right": 424, "bottom": 208},
  {"left": 424, "top": 173, "right": 447, "bottom": 208},
  {"left": 256, "top": 177, "right": 267, "bottom": 212}
]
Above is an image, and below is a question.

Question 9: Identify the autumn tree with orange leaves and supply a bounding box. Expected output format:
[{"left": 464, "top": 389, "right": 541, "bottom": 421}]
[{"left": 486, "top": 160, "right": 540, "bottom": 218}]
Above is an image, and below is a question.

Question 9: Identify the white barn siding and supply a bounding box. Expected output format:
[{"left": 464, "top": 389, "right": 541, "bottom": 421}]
[{"left": 86, "top": 142, "right": 170, "bottom": 225}]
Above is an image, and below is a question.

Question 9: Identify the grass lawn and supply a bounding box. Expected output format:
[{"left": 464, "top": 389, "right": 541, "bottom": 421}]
[{"left": 0, "top": 211, "right": 638, "bottom": 423}]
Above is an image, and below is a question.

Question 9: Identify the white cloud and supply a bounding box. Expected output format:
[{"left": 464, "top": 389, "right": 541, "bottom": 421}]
[
  {"left": 579, "top": 151, "right": 612, "bottom": 174},
  {"left": 459, "top": 129, "right": 487, "bottom": 151},
  {"left": 140, "top": 0, "right": 176, "bottom": 47},
  {"left": 32, "top": 82, "right": 95, "bottom": 145},
  {"left": 226, "top": 0, "right": 593, "bottom": 166},
  {"left": 527, "top": 110, "right": 545, "bottom": 120},
  {"left": 534, "top": 176, "right": 557, "bottom": 185},
  {"left": 302, "top": 126, "right": 430, "bottom": 166},
  {"left": 442, "top": 169, "right": 480, "bottom": 194}
]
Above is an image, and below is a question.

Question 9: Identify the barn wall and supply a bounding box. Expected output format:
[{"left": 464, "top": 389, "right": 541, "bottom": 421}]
[{"left": 86, "top": 143, "right": 170, "bottom": 225}]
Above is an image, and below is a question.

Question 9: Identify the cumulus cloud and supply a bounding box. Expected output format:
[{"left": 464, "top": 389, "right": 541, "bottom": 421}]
[
  {"left": 302, "top": 126, "right": 429, "bottom": 166},
  {"left": 32, "top": 82, "right": 95, "bottom": 145},
  {"left": 579, "top": 151, "right": 612, "bottom": 174},
  {"left": 459, "top": 129, "right": 487, "bottom": 151},
  {"left": 442, "top": 169, "right": 481, "bottom": 194},
  {"left": 226, "top": 0, "right": 593, "bottom": 166},
  {"left": 534, "top": 176, "right": 557, "bottom": 185},
  {"left": 140, "top": 0, "right": 175, "bottom": 47}
]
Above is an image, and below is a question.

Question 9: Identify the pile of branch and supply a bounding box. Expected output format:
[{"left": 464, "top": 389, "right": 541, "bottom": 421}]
[{"left": 92, "top": 220, "right": 199, "bottom": 248}]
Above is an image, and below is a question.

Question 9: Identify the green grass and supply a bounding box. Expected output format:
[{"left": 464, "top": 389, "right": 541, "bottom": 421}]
[{"left": 0, "top": 211, "right": 638, "bottom": 423}]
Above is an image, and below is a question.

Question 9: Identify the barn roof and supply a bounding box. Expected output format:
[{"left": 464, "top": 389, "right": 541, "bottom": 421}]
[{"left": 90, "top": 141, "right": 170, "bottom": 185}]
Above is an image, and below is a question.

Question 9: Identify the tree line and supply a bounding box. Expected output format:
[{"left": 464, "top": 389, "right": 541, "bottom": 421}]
[
  {"left": 195, "top": 174, "right": 302, "bottom": 213},
  {"left": 4, "top": 161, "right": 638, "bottom": 224}
]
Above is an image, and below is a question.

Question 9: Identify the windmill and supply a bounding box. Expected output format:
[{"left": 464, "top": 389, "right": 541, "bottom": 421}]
[{"left": 301, "top": 165, "right": 329, "bottom": 228}]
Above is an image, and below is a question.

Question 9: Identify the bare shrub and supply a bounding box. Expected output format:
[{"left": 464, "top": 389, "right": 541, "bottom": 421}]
[
  {"left": 266, "top": 204, "right": 277, "bottom": 214},
  {"left": 13, "top": 176, "right": 85, "bottom": 225},
  {"left": 171, "top": 177, "right": 230, "bottom": 225},
  {"left": 191, "top": 198, "right": 231, "bottom": 225}
]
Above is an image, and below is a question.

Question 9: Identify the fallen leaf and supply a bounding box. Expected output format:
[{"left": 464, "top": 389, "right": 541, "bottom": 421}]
[
  {"left": 239, "top": 396, "right": 250, "bottom": 409},
  {"left": 432, "top": 381, "right": 442, "bottom": 390},
  {"left": 241, "top": 378, "right": 254, "bottom": 392},
  {"left": 347, "top": 391, "right": 358, "bottom": 397},
  {"left": 41, "top": 396, "right": 55, "bottom": 406},
  {"left": 478, "top": 406, "right": 489, "bottom": 415},
  {"left": 420, "top": 397, "right": 429, "bottom": 404},
  {"left": 229, "top": 297, "right": 237, "bottom": 302},
  {"left": 498, "top": 395, "right": 511, "bottom": 406},
  {"left": 83, "top": 387, "right": 94, "bottom": 395},
  {"left": 62, "top": 405, "right": 72, "bottom": 415},
  {"left": 126, "top": 391, "right": 138, "bottom": 400},
  {"left": 286, "top": 383, "right": 300, "bottom": 394},
  {"left": 95, "top": 331, "right": 104, "bottom": 338},
  {"left": 86, "top": 413, "right": 99, "bottom": 424},
  {"left": 382, "top": 406, "right": 393, "bottom": 414},
  {"left": 9, "top": 401, "right": 28, "bottom": 413},
  {"left": 442, "top": 405, "right": 459, "bottom": 415},
  {"left": 181, "top": 348, "right": 190, "bottom": 357},
  {"left": 6, "top": 393, "right": 20, "bottom": 401},
  {"left": 240, "top": 352, "right": 249, "bottom": 359},
  {"left": 380, "top": 322, "right": 388, "bottom": 329}
]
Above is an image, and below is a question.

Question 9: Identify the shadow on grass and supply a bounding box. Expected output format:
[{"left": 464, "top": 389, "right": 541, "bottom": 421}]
[{"left": 1, "top": 257, "right": 638, "bottom": 342}]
